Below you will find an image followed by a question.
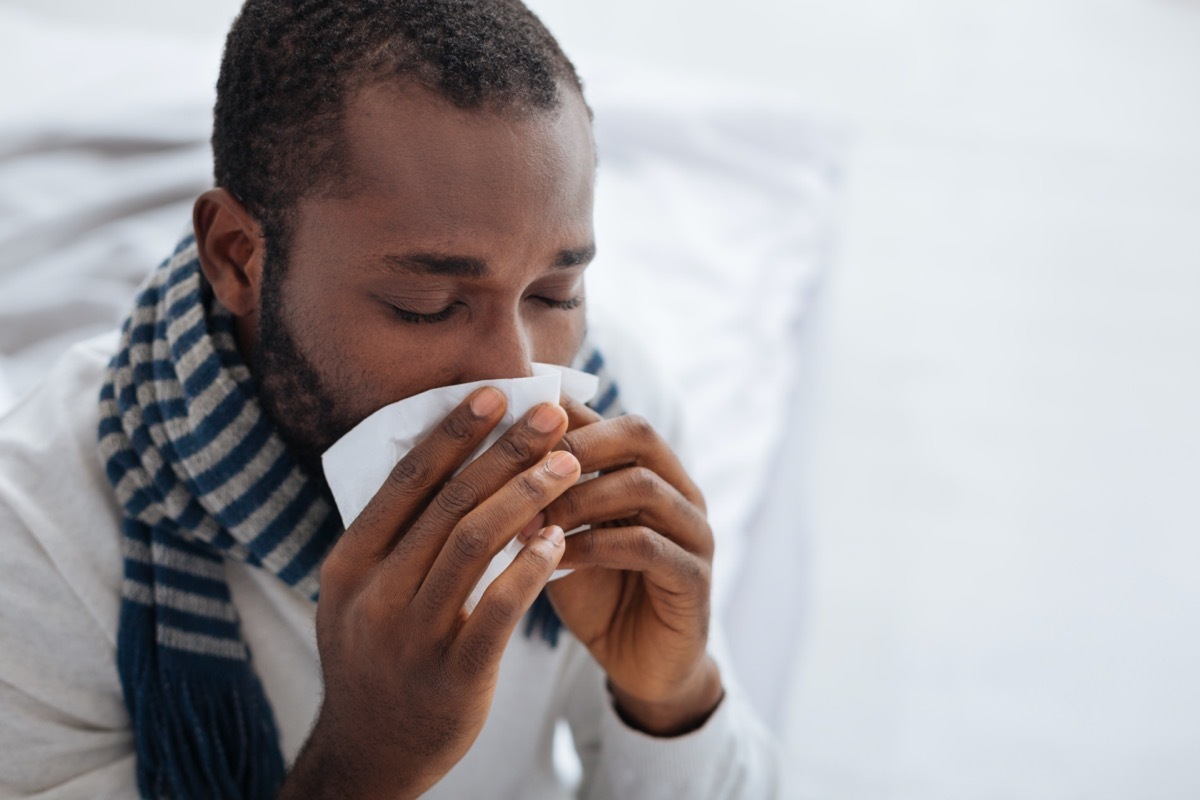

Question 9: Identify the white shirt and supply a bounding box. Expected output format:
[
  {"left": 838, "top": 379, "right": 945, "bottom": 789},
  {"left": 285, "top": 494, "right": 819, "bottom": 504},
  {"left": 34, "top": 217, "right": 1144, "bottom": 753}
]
[{"left": 0, "top": 331, "right": 778, "bottom": 799}]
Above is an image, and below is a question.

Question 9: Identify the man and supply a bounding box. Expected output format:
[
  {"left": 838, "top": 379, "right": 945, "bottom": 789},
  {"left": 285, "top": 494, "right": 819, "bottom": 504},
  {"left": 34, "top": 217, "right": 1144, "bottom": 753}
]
[{"left": 0, "top": 1, "right": 777, "bottom": 797}]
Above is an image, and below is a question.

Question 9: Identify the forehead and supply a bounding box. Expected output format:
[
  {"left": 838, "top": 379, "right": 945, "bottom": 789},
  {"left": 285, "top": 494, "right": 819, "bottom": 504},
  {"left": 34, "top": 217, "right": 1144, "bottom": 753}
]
[{"left": 323, "top": 80, "right": 595, "bottom": 245}]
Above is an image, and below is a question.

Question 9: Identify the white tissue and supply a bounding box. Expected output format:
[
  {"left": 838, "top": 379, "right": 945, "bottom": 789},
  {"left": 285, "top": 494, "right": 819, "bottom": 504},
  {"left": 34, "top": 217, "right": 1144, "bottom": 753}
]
[{"left": 322, "top": 363, "right": 599, "bottom": 611}]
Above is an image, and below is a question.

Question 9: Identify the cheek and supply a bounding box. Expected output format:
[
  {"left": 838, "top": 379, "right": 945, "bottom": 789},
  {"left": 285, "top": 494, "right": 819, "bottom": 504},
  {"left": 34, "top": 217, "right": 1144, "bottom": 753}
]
[
  {"left": 335, "top": 320, "right": 437, "bottom": 403},
  {"left": 286, "top": 285, "right": 424, "bottom": 419},
  {"left": 527, "top": 305, "right": 588, "bottom": 366}
]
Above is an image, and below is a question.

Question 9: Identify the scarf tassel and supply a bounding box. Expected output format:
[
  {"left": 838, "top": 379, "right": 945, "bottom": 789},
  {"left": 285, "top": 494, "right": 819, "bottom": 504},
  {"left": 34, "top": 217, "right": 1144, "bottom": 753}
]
[{"left": 118, "top": 603, "right": 286, "bottom": 800}]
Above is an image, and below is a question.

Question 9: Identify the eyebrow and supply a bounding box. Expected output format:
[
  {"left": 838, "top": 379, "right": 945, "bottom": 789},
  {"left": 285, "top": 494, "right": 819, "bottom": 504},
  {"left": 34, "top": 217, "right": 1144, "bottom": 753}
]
[
  {"left": 553, "top": 244, "right": 596, "bottom": 268},
  {"left": 380, "top": 244, "right": 595, "bottom": 278}
]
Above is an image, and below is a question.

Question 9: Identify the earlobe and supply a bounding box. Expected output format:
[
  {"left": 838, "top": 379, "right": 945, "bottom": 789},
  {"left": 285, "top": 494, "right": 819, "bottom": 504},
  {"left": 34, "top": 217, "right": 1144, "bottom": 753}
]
[{"left": 193, "top": 188, "right": 265, "bottom": 319}]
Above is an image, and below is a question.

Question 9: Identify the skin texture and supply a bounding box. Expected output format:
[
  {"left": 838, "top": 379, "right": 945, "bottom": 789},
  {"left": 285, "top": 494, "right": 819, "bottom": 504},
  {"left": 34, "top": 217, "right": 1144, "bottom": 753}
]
[{"left": 193, "top": 80, "right": 723, "bottom": 798}]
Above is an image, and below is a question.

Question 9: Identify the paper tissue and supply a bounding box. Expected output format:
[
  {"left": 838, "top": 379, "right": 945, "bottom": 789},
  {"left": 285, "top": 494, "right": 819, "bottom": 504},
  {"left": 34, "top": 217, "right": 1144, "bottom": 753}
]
[{"left": 322, "top": 363, "right": 599, "bottom": 610}]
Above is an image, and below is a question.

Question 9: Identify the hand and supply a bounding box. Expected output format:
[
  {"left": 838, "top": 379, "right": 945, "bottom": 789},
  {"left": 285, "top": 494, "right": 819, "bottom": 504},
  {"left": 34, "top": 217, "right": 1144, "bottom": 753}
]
[
  {"left": 280, "top": 389, "right": 582, "bottom": 799},
  {"left": 539, "top": 398, "right": 724, "bottom": 736}
]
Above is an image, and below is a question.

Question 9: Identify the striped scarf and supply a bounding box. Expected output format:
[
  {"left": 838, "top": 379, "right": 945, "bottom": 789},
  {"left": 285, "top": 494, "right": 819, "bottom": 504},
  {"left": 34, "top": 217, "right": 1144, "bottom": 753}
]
[{"left": 97, "top": 232, "right": 622, "bottom": 799}]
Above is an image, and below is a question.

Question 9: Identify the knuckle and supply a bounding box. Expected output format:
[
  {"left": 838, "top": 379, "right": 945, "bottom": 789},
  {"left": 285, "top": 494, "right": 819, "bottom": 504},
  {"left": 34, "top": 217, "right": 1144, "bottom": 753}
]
[
  {"left": 496, "top": 433, "right": 534, "bottom": 465},
  {"left": 674, "top": 491, "right": 699, "bottom": 520},
  {"left": 622, "top": 413, "right": 657, "bottom": 441},
  {"left": 318, "top": 551, "right": 349, "bottom": 593},
  {"left": 679, "top": 556, "right": 707, "bottom": 587},
  {"left": 415, "top": 570, "right": 456, "bottom": 620},
  {"left": 440, "top": 409, "right": 477, "bottom": 443},
  {"left": 388, "top": 454, "right": 433, "bottom": 493},
  {"left": 513, "top": 472, "right": 547, "bottom": 504},
  {"left": 434, "top": 479, "right": 479, "bottom": 518},
  {"left": 561, "top": 485, "right": 586, "bottom": 520},
  {"left": 557, "top": 431, "right": 581, "bottom": 457},
  {"left": 451, "top": 520, "right": 493, "bottom": 564},
  {"left": 689, "top": 512, "right": 716, "bottom": 558},
  {"left": 571, "top": 529, "right": 599, "bottom": 558},
  {"left": 626, "top": 466, "right": 661, "bottom": 500},
  {"left": 633, "top": 527, "right": 667, "bottom": 563},
  {"left": 521, "top": 539, "right": 556, "bottom": 571},
  {"left": 482, "top": 587, "right": 521, "bottom": 629}
]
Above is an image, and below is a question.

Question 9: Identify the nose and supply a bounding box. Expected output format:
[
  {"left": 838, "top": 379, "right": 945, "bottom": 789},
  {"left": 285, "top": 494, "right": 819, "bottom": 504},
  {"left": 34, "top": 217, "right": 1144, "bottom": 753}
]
[{"left": 460, "top": 311, "right": 534, "bottom": 382}]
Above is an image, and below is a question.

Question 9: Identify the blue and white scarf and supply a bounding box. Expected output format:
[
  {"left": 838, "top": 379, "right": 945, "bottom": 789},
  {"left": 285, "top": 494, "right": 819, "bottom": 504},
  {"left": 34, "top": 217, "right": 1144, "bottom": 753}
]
[{"left": 97, "top": 232, "right": 622, "bottom": 799}]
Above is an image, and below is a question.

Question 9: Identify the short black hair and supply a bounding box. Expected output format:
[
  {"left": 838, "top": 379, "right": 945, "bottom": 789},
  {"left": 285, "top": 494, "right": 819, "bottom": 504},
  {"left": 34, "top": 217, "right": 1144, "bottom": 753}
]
[{"left": 212, "top": 0, "right": 585, "bottom": 254}]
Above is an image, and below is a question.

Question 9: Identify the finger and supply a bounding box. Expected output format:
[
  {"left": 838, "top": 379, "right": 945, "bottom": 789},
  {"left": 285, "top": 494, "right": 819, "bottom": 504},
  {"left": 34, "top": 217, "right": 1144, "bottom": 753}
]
[
  {"left": 560, "top": 394, "right": 603, "bottom": 431},
  {"left": 452, "top": 525, "right": 566, "bottom": 678},
  {"left": 515, "top": 512, "right": 546, "bottom": 544},
  {"left": 542, "top": 467, "right": 712, "bottom": 557},
  {"left": 412, "top": 450, "right": 581, "bottom": 630},
  {"left": 559, "top": 526, "right": 710, "bottom": 601},
  {"left": 385, "top": 401, "right": 569, "bottom": 577},
  {"left": 332, "top": 387, "right": 506, "bottom": 570},
  {"left": 559, "top": 414, "right": 705, "bottom": 511}
]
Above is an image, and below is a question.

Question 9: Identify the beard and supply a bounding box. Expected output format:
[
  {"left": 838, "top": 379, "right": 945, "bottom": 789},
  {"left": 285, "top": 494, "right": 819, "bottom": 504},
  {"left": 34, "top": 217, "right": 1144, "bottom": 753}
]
[{"left": 251, "top": 260, "right": 358, "bottom": 489}]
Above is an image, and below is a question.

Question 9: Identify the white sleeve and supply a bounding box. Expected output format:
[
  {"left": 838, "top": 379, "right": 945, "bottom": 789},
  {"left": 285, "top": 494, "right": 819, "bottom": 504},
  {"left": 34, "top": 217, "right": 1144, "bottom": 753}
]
[
  {"left": 558, "top": 622, "right": 780, "bottom": 800},
  {"left": 0, "top": 497, "right": 137, "bottom": 798},
  {"left": 558, "top": 318, "right": 781, "bottom": 798}
]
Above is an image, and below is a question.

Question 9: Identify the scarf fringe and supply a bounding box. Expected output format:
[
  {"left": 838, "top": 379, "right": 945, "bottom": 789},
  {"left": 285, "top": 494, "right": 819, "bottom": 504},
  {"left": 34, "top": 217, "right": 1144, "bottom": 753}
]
[{"left": 119, "top": 601, "right": 286, "bottom": 800}]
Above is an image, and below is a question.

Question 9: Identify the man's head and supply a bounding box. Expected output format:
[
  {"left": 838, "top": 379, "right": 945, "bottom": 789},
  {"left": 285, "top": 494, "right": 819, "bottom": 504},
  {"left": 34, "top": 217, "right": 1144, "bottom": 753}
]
[{"left": 194, "top": 0, "right": 596, "bottom": 475}]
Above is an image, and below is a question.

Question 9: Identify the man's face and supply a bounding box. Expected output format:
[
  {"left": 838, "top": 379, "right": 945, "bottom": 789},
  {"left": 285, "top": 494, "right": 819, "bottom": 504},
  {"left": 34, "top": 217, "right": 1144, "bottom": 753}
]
[{"left": 253, "top": 81, "right": 596, "bottom": 473}]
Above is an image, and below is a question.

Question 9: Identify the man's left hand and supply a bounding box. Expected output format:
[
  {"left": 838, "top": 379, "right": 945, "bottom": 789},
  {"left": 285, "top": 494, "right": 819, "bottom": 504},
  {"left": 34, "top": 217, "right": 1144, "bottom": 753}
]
[{"left": 534, "top": 398, "right": 724, "bottom": 736}]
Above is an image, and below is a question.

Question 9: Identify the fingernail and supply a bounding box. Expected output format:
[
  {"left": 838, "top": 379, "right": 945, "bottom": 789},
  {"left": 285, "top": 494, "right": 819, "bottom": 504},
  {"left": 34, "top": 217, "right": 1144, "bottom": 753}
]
[
  {"left": 539, "top": 524, "right": 565, "bottom": 546},
  {"left": 529, "top": 403, "right": 564, "bottom": 434},
  {"left": 518, "top": 512, "right": 546, "bottom": 543},
  {"left": 544, "top": 450, "right": 577, "bottom": 478},
  {"left": 470, "top": 387, "right": 503, "bottom": 418}
]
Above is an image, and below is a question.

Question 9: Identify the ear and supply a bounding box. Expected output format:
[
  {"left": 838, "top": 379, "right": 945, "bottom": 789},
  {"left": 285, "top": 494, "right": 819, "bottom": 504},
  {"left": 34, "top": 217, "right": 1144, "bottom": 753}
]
[{"left": 193, "top": 188, "right": 266, "bottom": 319}]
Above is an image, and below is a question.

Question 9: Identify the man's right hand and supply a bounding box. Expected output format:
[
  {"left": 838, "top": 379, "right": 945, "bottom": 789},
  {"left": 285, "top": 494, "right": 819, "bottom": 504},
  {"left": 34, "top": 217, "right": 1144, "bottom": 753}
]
[{"left": 279, "top": 387, "right": 580, "bottom": 800}]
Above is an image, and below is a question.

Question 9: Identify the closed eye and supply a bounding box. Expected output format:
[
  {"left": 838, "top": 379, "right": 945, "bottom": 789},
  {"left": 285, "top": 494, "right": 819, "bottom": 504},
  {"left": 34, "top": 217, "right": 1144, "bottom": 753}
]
[
  {"left": 531, "top": 295, "right": 583, "bottom": 310},
  {"left": 387, "top": 295, "right": 581, "bottom": 324},
  {"left": 391, "top": 303, "right": 460, "bottom": 324}
]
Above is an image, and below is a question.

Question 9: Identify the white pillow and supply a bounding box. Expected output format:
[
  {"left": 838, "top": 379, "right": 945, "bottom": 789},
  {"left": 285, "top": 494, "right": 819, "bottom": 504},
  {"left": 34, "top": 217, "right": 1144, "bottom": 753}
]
[{"left": 583, "top": 69, "right": 840, "bottom": 609}]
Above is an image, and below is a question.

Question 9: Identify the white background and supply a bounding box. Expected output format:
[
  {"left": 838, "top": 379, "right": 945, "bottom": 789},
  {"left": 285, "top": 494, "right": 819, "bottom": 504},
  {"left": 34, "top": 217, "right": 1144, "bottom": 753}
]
[
  {"left": 539, "top": 3, "right": 1200, "bottom": 798},
  {"left": 5, "top": 0, "right": 1200, "bottom": 797}
]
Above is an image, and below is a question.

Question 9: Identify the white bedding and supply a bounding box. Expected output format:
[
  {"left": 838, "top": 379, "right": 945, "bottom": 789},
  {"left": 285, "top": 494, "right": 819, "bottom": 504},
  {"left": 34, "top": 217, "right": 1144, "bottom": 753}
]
[{"left": 0, "top": 5, "right": 838, "bottom": 732}]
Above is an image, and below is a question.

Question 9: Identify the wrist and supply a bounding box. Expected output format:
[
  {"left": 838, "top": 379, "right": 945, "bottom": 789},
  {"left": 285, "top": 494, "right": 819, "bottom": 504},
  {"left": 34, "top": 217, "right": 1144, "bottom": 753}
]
[
  {"left": 608, "top": 656, "right": 725, "bottom": 737},
  {"left": 280, "top": 719, "right": 422, "bottom": 800}
]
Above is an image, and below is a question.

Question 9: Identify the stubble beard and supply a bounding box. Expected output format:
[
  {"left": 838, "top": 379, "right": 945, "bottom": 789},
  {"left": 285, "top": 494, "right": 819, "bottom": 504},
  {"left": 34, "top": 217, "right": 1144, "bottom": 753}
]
[{"left": 251, "top": 259, "right": 355, "bottom": 491}]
